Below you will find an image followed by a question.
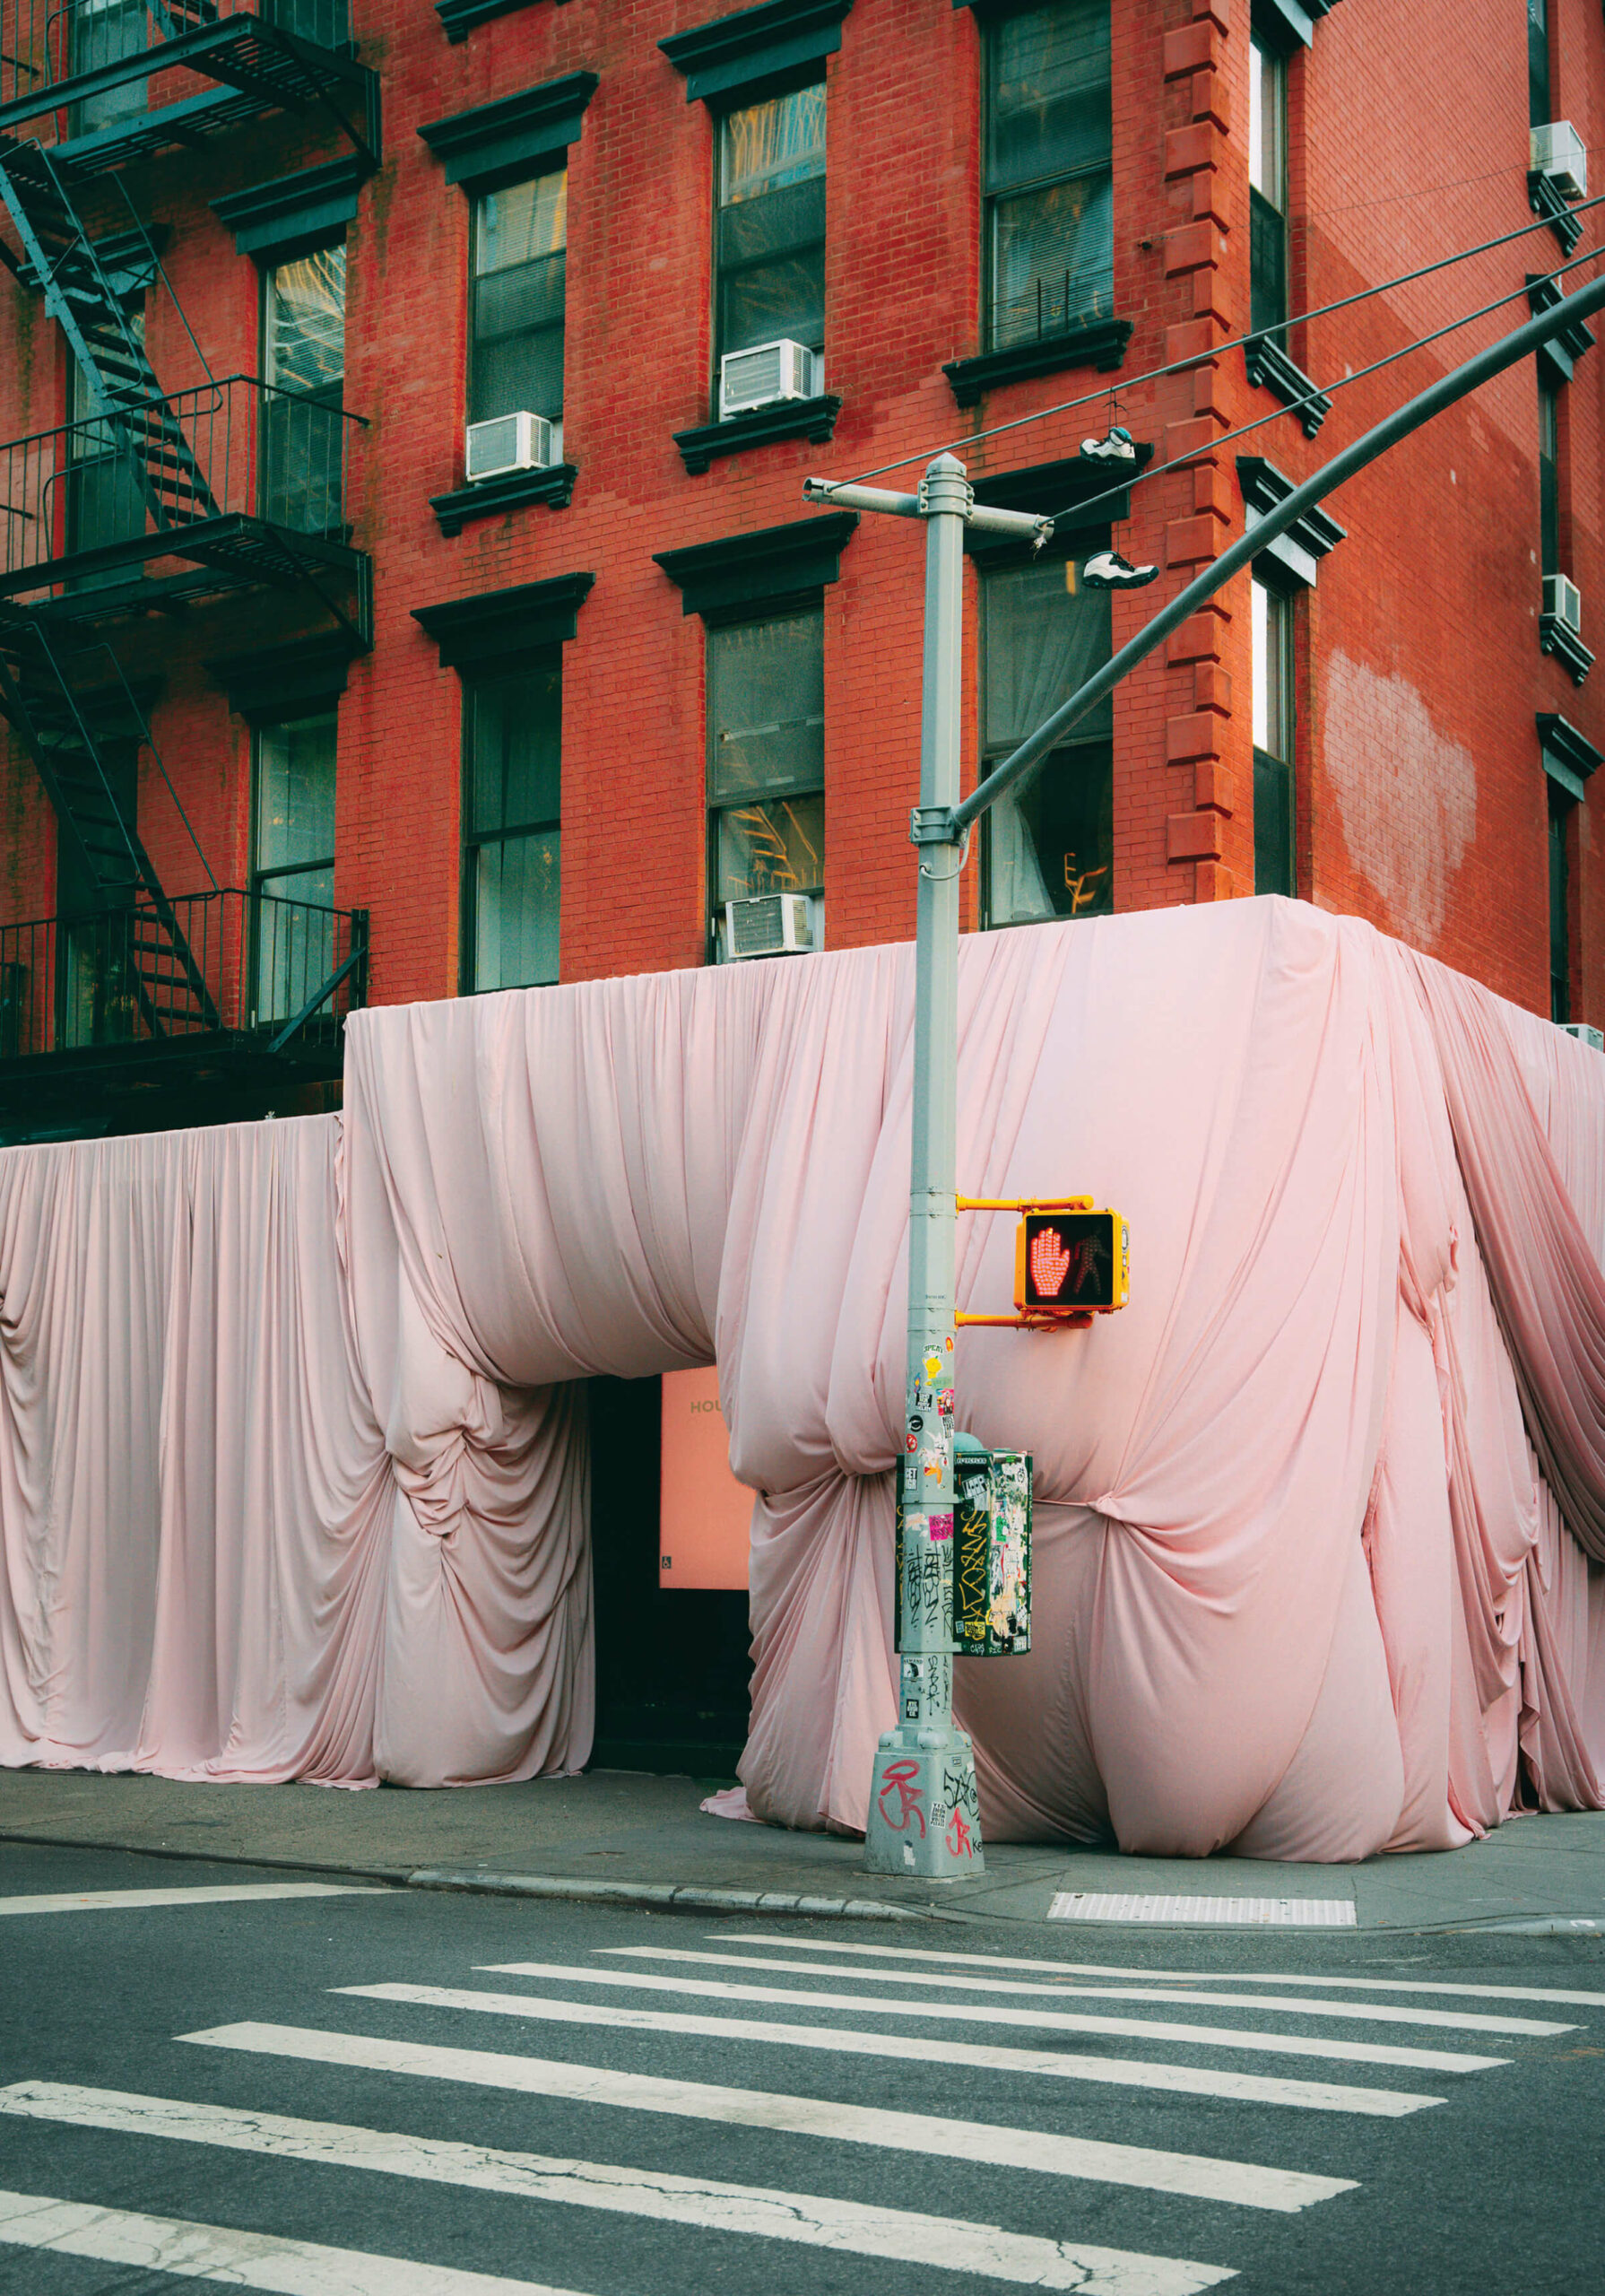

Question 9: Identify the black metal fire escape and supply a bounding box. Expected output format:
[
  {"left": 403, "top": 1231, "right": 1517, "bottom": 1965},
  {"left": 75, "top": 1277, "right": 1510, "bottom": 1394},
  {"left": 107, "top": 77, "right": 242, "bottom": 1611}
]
[
  {"left": 0, "top": 0, "right": 377, "bottom": 1124},
  {"left": 0, "top": 136, "right": 224, "bottom": 1035}
]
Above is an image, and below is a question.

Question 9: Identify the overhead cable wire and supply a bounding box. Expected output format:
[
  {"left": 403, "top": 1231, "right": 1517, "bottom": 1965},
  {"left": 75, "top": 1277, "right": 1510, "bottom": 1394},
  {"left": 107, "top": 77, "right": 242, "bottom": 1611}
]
[
  {"left": 1039, "top": 233, "right": 1603, "bottom": 530},
  {"left": 829, "top": 184, "right": 1605, "bottom": 491}
]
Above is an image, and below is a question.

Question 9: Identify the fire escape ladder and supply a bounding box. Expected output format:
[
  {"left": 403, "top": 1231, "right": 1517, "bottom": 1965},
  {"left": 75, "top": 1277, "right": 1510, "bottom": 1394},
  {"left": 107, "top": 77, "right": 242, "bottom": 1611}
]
[
  {"left": 0, "top": 610, "right": 220, "bottom": 1038},
  {"left": 0, "top": 136, "right": 220, "bottom": 532}
]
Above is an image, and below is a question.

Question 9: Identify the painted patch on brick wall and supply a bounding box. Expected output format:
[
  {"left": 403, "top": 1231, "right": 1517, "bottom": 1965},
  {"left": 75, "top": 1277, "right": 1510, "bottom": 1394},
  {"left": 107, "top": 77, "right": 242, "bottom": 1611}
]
[{"left": 1323, "top": 651, "right": 1477, "bottom": 949}]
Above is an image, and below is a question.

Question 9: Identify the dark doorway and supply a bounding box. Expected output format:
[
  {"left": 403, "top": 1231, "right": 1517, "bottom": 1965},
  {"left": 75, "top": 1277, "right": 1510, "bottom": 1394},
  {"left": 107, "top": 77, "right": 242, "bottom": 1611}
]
[{"left": 588, "top": 1374, "right": 753, "bottom": 1779}]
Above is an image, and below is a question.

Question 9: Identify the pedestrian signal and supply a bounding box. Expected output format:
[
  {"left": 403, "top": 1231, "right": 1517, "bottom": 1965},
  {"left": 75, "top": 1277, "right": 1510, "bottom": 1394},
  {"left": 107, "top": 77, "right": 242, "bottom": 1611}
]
[{"left": 1014, "top": 1206, "right": 1129, "bottom": 1317}]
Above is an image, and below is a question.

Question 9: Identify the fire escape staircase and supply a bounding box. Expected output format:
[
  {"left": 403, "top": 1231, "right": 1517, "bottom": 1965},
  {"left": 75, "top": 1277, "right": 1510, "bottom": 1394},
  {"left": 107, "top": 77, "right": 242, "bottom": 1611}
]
[
  {"left": 0, "top": 9, "right": 373, "bottom": 1111},
  {"left": 0, "top": 613, "right": 220, "bottom": 1039},
  {"left": 0, "top": 139, "right": 220, "bottom": 526}
]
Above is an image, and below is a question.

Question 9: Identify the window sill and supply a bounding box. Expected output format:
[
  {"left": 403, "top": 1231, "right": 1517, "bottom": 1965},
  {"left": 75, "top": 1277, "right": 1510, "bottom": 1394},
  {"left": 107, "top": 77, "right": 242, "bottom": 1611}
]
[
  {"left": 943, "top": 318, "right": 1132, "bottom": 408},
  {"left": 1529, "top": 172, "right": 1583, "bottom": 256},
  {"left": 430, "top": 461, "right": 577, "bottom": 537},
  {"left": 673, "top": 394, "right": 842, "bottom": 477},
  {"left": 1244, "top": 335, "right": 1331, "bottom": 438},
  {"left": 436, "top": 0, "right": 563, "bottom": 42},
  {"left": 1541, "top": 613, "right": 1595, "bottom": 687}
]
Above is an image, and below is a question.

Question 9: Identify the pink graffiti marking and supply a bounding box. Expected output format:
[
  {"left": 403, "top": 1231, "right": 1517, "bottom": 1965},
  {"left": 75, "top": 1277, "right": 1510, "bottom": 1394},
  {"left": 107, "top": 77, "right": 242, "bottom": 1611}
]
[
  {"left": 877, "top": 1759, "right": 926, "bottom": 1837},
  {"left": 946, "top": 1808, "right": 975, "bottom": 1859}
]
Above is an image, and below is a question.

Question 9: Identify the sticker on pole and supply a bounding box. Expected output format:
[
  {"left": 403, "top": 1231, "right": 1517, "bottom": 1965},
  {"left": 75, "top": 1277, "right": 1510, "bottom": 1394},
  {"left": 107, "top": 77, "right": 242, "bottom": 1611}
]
[{"left": 1014, "top": 1207, "right": 1129, "bottom": 1317}]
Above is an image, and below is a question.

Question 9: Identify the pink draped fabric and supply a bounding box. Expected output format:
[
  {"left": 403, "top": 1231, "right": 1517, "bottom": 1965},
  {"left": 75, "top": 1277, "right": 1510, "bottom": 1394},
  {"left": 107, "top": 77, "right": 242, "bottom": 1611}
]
[
  {"left": 0, "top": 1118, "right": 390, "bottom": 1781},
  {"left": 3, "top": 898, "right": 1604, "bottom": 1860}
]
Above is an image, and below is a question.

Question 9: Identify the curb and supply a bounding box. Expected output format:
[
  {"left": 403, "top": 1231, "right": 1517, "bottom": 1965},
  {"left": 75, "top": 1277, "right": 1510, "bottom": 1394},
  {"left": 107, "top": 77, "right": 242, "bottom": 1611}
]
[
  {"left": 0, "top": 1830, "right": 408, "bottom": 1887},
  {"left": 406, "top": 1869, "right": 928, "bottom": 1919},
  {"left": 0, "top": 1831, "right": 930, "bottom": 1920}
]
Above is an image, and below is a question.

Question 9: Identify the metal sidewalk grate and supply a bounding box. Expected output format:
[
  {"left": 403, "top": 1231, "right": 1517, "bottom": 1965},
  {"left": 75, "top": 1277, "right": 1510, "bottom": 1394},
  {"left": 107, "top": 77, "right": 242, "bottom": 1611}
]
[{"left": 1048, "top": 1892, "right": 1358, "bottom": 1926}]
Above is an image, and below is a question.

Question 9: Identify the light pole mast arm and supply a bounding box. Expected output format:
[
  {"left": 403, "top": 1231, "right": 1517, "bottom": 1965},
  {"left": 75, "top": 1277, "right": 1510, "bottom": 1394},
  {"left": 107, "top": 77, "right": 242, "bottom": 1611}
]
[{"left": 951, "top": 259, "right": 1605, "bottom": 837}]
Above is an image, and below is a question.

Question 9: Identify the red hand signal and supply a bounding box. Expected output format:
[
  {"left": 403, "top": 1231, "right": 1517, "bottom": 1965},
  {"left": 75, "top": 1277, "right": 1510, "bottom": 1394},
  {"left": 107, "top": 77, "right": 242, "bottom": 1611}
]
[{"left": 1029, "top": 1225, "right": 1072, "bottom": 1299}]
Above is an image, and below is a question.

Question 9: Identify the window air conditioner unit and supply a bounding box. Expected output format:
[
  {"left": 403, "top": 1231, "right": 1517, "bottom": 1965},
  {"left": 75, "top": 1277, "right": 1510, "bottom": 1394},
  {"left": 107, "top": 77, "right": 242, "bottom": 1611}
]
[
  {"left": 1531, "top": 122, "right": 1587, "bottom": 199},
  {"left": 719, "top": 892, "right": 817, "bottom": 961},
  {"left": 719, "top": 339, "right": 820, "bottom": 420},
  {"left": 465, "top": 411, "right": 556, "bottom": 483},
  {"left": 1544, "top": 571, "right": 1583, "bottom": 634},
  {"left": 1558, "top": 1022, "right": 1604, "bottom": 1052}
]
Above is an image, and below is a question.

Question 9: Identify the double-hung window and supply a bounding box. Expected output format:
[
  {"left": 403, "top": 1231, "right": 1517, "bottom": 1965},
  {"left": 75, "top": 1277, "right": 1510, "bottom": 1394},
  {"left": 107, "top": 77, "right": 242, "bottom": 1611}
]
[
  {"left": 462, "top": 662, "right": 561, "bottom": 993},
  {"left": 59, "top": 737, "right": 140, "bottom": 1050},
  {"left": 1252, "top": 574, "right": 1296, "bottom": 896},
  {"left": 715, "top": 87, "right": 826, "bottom": 389},
  {"left": 1549, "top": 780, "right": 1573, "bottom": 1023},
  {"left": 252, "top": 711, "right": 337, "bottom": 1024},
  {"left": 1539, "top": 374, "right": 1561, "bottom": 578},
  {"left": 1249, "top": 30, "right": 1289, "bottom": 338},
  {"left": 984, "top": 0, "right": 1113, "bottom": 352},
  {"left": 263, "top": 244, "right": 346, "bottom": 535},
  {"left": 980, "top": 554, "right": 1112, "bottom": 926},
  {"left": 470, "top": 171, "right": 567, "bottom": 452},
  {"left": 71, "top": 0, "right": 147, "bottom": 135},
  {"left": 708, "top": 610, "right": 824, "bottom": 942},
  {"left": 1529, "top": 0, "right": 1551, "bottom": 128}
]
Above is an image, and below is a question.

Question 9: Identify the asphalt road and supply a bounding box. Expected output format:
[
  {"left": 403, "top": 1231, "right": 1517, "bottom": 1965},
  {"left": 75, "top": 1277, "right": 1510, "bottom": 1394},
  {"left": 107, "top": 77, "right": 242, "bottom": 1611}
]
[{"left": 1, "top": 1838, "right": 1602, "bottom": 2295}]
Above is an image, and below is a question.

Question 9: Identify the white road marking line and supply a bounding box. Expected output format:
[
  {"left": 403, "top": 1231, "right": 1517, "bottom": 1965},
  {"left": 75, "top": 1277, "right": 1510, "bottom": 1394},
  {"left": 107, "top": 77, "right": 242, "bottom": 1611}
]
[
  {"left": 717, "top": 1936, "right": 1605, "bottom": 2013},
  {"left": 338, "top": 1981, "right": 1444, "bottom": 2117},
  {"left": 596, "top": 1946, "right": 1568, "bottom": 2039},
  {"left": 0, "top": 1883, "right": 382, "bottom": 1918},
  {"left": 1049, "top": 1896, "right": 1356, "bottom": 1926},
  {"left": 0, "top": 2083, "right": 1236, "bottom": 2295},
  {"left": 479, "top": 1959, "right": 1504, "bottom": 2074},
  {"left": 0, "top": 2184, "right": 576, "bottom": 2292},
  {"left": 180, "top": 2022, "right": 1357, "bottom": 2214}
]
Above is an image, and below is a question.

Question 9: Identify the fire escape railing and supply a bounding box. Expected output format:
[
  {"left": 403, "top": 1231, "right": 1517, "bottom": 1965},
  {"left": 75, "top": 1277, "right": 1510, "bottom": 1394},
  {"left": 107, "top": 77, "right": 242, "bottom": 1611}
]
[
  {"left": 0, "top": 888, "right": 369, "bottom": 1062},
  {"left": 0, "top": 372, "right": 367, "bottom": 594}
]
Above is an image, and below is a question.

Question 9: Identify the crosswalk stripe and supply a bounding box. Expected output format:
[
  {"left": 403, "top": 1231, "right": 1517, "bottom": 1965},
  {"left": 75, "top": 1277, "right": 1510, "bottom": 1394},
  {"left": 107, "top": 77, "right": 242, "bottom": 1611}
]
[
  {"left": 0, "top": 2082, "right": 1237, "bottom": 2295},
  {"left": 337, "top": 1981, "right": 1444, "bottom": 2117},
  {"left": 180, "top": 2022, "right": 1358, "bottom": 2214},
  {"left": 0, "top": 2184, "right": 577, "bottom": 2292},
  {"left": 480, "top": 1959, "right": 1506, "bottom": 2074},
  {"left": 602, "top": 1947, "right": 1570, "bottom": 2038},
  {"left": 0, "top": 1884, "right": 382, "bottom": 1918},
  {"left": 717, "top": 1936, "right": 1605, "bottom": 2011}
]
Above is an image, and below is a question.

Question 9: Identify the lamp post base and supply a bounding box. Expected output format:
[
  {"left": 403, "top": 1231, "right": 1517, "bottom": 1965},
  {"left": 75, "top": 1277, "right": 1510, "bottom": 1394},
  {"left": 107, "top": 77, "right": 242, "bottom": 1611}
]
[{"left": 863, "top": 1720, "right": 985, "bottom": 1877}]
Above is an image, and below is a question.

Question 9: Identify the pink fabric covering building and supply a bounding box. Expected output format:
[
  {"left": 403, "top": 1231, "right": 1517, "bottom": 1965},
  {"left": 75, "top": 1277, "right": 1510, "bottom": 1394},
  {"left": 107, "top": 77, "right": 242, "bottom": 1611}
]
[{"left": 3, "top": 899, "right": 1603, "bottom": 1861}]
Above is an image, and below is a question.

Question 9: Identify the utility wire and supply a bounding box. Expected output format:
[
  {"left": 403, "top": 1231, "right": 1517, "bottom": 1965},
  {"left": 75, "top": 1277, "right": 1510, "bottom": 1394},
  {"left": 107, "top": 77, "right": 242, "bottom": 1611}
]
[
  {"left": 834, "top": 183, "right": 1605, "bottom": 490},
  {"left": 1042, "top": 233, "right": 1603, "bottom": 530}
]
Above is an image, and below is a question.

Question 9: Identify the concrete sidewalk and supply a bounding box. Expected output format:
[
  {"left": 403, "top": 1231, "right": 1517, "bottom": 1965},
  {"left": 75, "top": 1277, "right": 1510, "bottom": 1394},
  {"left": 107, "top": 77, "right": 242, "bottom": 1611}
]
[{"left": 4, "top": 1762, "right": 1604, "bottom": 1932}]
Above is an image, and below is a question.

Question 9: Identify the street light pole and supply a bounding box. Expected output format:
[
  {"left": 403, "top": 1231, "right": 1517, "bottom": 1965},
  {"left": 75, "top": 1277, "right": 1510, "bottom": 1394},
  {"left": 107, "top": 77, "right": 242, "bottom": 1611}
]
[
  {"left": 802, "top": 258, "right": 1605, "bottom": 1882},
  {"left": 803, "top": 456, "right": 1049, "bottom": 1877}
]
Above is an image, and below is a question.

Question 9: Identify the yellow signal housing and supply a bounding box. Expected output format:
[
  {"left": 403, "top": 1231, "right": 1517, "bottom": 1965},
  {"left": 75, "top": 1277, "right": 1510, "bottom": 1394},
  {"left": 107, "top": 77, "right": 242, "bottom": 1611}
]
[{"left": 1012, "top": 1205, "right": 1130, "bottom": 1318}]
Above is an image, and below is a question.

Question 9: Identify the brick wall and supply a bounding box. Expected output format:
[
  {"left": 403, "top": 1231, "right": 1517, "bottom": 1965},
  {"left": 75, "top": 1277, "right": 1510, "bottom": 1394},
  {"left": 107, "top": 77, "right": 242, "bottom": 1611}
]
[{"left": 2, "top": 0, "right": 1602, "bottom": 1042}]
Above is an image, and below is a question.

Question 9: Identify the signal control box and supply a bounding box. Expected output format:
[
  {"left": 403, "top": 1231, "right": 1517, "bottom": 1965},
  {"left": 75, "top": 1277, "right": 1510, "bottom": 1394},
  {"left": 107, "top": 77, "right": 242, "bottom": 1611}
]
[{"left": 953, "top": 1440, "right": 1032, "bottom": 1657}]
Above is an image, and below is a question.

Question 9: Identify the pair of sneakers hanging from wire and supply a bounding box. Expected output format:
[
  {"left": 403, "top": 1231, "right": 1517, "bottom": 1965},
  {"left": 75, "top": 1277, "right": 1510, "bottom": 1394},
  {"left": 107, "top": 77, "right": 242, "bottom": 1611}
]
[{"left": 1076, "top": 384, "right": 1159, "bottom": 589}]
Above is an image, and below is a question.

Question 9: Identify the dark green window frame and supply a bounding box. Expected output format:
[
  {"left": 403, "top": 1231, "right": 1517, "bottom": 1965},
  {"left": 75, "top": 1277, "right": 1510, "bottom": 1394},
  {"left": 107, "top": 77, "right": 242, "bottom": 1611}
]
[
  {"left": 1252, "top": 571, "right": 1297, "bottom": 898},
  {"left": 460, "top": 655, "right": 563, "bottom": 995},
  {"left": 978, "top": 548, "right": 1114, "bottom": 928},
  {"left": 468, "top": 170, "right": 568, "bottom": 432},
  {"left": 250, "top": 708, "right": 339, "bottom": 1028},
  {"left": 706, "top": 604, "right": 825, "bottom": 948},
  {"left": 1249, "top": 27, "right": 1289, "bottom": 339},
  {"left": 714, "top": 83, "right": 827, "bottom": 378},
  {"left": 1539, "top": 372, "right": 1561, "bottom": 576},
  {"left": 983, "top": 0, "right": 1114, "bottom": 354}
]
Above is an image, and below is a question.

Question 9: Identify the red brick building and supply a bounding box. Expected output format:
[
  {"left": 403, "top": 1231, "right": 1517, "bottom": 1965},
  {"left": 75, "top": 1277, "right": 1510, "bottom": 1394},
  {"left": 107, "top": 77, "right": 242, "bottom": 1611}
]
[{"left": 1, "top": 0, "right": 1602, "bottom": 1145}]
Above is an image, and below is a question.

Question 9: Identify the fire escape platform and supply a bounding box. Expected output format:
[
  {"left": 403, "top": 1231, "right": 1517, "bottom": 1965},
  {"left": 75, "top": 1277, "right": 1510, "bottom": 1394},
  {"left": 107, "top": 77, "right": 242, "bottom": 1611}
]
[
  {"left": 0, "top": 1019, "right": 344, "bottom": 1126},
  {"left": 0, "top": 511, "right": 369, "bottom": 610},
  {"left": 0, "top": 16, "right": 380, "bottom": 170}
]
